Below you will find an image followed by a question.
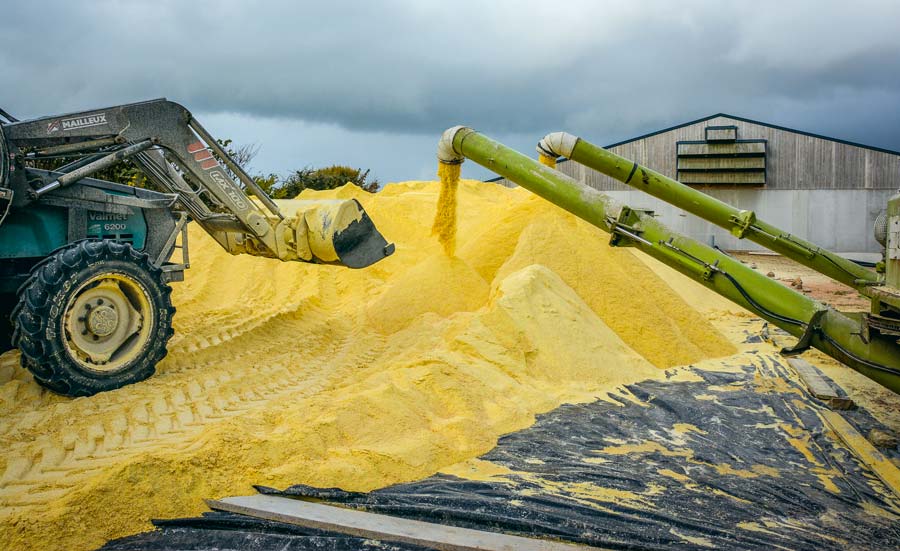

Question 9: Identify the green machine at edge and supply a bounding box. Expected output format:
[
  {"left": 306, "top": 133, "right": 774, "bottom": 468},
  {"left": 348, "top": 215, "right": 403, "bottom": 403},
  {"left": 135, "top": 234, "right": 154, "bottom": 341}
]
[{"left": 437, "top": 126, "right": 900, "bottom": 394}]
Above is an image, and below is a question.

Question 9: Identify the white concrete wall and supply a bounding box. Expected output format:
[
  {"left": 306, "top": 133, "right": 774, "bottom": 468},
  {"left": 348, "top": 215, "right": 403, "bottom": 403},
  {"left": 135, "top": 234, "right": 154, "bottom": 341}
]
[{"left": 604, "top": 189, "right": 894, "bottom": 253}]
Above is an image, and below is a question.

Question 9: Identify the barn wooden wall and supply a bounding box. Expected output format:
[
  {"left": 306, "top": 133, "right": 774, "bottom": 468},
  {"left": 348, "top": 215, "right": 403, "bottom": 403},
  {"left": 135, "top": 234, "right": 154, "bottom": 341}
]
[
  {"left": 490, "top": 116, "right": 900, "bottom": 252},
  {"left": 495, "top": 115, "right": 900, "bottom": 192}
]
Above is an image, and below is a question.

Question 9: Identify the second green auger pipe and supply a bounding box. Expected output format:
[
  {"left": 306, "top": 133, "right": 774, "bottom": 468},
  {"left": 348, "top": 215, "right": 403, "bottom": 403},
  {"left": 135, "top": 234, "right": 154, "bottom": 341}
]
[
  {"left": 535, "top": 131, "right": 881, "bottom": 293},
  {"left": 437, "top": 126, "right": 900, "bottom": 394}
]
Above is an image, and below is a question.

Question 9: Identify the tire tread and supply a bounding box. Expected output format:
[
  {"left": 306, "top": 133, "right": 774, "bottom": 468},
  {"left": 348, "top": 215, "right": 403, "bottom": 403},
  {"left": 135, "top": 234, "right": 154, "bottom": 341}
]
[{"left": 12, "top": 240, "right": 175, "bottom": 397}]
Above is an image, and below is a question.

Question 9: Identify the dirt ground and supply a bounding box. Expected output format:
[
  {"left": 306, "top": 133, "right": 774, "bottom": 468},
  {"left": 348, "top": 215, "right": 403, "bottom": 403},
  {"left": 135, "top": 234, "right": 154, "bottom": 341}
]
[{"left": 731, "top": 252, "right": 871, "bottom": 311}]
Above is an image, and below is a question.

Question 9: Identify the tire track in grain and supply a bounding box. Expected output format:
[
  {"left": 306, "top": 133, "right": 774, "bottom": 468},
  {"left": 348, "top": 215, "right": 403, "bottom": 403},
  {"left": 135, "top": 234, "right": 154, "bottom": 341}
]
[{"left": 0, "top": 275, "right": 386, "bottom": 513}]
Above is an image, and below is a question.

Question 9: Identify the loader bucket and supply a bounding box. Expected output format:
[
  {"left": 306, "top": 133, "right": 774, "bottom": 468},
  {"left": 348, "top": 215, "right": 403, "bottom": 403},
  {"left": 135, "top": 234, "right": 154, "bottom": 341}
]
[{"left": 278, "top": 199, "right": 395, "bottom": 268}]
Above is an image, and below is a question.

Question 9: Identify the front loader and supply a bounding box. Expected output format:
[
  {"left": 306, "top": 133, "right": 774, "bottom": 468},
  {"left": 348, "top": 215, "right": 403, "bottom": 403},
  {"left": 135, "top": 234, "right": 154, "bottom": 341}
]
[{"left": 0, "top": 99, "right": 394, "bottom": 396}]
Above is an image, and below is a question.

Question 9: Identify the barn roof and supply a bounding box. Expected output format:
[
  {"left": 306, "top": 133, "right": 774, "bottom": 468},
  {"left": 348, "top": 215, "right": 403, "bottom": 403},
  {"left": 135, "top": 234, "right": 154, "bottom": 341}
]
[
  {"left": 484, "top": 113, "right": 900, "bottom": 183},
  {"left": 605, "top": 113, "right": 900, "bottom": 156}
]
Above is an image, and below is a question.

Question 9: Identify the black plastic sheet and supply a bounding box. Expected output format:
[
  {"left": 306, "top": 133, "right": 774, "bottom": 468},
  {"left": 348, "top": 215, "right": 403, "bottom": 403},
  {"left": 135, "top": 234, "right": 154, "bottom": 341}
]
[
  {"left": 101, "top": 351, "right": 900, "bottom": 551},
  {"left": 101, "top": 511, "right": 430, "bottom": 550}
]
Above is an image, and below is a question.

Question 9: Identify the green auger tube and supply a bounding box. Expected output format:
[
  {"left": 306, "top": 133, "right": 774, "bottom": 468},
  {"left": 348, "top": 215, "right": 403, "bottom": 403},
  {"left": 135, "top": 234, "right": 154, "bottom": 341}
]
[
  {"left": 535, "top": 131, "right": 880, "bottom": 294},
  {"left": 437, "top": 126, "right": 900, "bottom": 394}
]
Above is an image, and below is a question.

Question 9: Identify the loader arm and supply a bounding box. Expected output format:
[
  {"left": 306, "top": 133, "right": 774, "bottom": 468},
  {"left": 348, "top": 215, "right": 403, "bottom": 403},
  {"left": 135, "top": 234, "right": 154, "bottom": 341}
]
[{"left": 2, "top": 98, "right": 393, "bottom": 268}]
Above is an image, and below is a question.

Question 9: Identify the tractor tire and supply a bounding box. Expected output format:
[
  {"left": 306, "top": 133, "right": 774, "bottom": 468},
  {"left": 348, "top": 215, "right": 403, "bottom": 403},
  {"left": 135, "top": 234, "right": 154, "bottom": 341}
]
[{"left": 11, "top": 240, "right": 175, "bottom": 396}]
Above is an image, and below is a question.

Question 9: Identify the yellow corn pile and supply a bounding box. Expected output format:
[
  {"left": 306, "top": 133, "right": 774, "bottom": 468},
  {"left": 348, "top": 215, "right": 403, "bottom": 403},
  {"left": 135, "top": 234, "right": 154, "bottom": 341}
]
[{"left": 0, "top": 178, "right": 736, "bottom": 551}]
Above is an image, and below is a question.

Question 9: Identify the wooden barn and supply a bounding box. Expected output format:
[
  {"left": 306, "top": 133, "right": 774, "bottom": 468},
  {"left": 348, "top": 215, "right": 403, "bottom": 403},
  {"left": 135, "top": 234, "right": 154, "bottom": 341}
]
[{"left": 493, "top": 114, "right": 900, "bottom": 253}]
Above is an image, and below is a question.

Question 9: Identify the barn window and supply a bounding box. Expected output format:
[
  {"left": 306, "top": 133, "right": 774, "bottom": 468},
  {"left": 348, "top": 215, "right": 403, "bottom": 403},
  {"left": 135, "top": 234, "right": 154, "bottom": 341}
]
[
  {"left": 677, "top": 126, "right": 766, "bottom": 185},
  {"left": 705, "top": 125, "right": 738, "bottom": 142}
]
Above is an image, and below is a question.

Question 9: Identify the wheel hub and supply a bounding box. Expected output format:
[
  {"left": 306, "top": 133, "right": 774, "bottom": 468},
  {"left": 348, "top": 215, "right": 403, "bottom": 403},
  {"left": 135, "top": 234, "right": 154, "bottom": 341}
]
[
  {"left": 63, "top": 273, "right": 154, "bottom": 372},
  {"left": 87, "top": 305, "right": 119, "bottom": 337}
]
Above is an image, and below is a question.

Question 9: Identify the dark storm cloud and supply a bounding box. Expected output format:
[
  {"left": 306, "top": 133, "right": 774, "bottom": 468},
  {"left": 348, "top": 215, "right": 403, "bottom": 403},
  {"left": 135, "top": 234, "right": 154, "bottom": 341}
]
[{"left": 3, "top": 0, "right": 900, "bottom": 152}]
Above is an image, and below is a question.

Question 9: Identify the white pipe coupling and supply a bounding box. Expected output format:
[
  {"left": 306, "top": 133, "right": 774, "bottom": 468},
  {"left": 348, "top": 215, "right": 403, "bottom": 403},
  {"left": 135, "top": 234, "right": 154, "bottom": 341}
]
[
  {"left": 537, "top": 132, "right": 579, "bottom": 159},
  {"left": 437, "top": 126, "right": 469, "bottom": 164}
]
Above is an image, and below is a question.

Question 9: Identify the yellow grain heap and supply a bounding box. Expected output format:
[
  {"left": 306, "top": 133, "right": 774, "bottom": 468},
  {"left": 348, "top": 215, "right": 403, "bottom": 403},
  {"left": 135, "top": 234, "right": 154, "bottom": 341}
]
[{"left": 0, "top": 179, "right": 736, "bottom": 551}]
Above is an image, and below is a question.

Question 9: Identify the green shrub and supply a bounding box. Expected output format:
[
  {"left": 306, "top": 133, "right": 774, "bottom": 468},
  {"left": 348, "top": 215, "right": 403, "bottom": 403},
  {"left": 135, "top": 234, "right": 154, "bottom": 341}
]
[{"left": 261, "top": 165, "right": 379, "bottom": 198}]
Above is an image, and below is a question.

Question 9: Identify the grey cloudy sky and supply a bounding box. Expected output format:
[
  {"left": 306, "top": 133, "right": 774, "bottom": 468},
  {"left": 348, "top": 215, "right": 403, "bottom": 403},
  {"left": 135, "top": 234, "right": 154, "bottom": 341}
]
[{"left": 3, "top": 0, "right": 900, "bottom": 183}]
